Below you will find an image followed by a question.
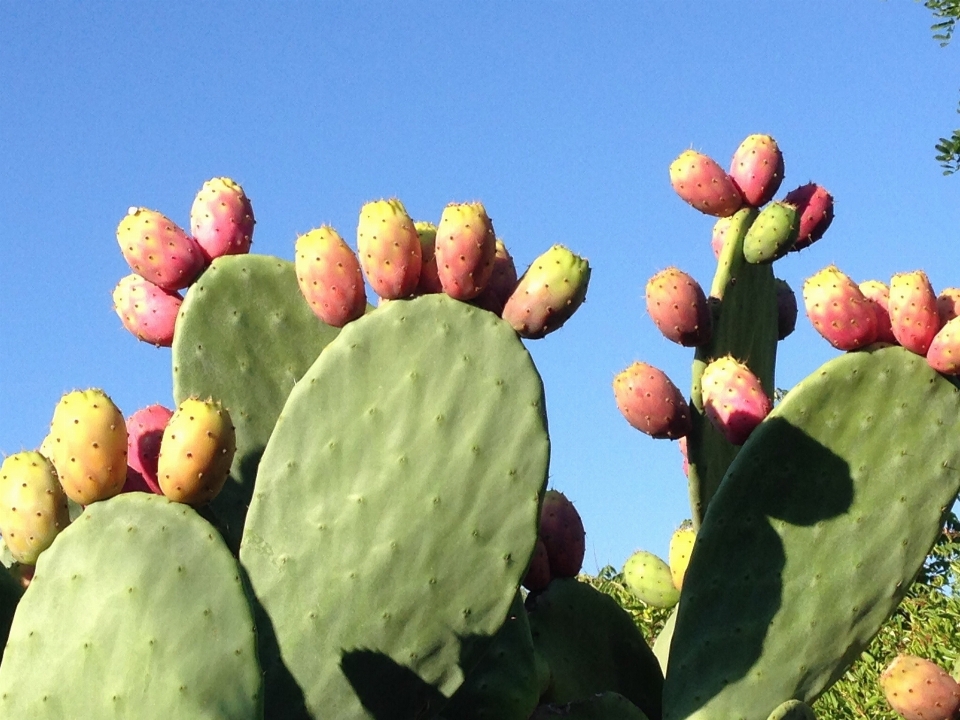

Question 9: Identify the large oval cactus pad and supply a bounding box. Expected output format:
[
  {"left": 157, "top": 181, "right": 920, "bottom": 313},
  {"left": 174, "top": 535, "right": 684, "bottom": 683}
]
[
  {"left": 240, "top": 294, "right": 550, "bottom": 719},
  {"left": 664, "top": 345, "right": 960, "bottom": 720},
  {"left": 173, "top": 254, "right": 343, "bottom": 551},
  {"left": 0, "top": 494, "right": 262, "bottom": 719}
]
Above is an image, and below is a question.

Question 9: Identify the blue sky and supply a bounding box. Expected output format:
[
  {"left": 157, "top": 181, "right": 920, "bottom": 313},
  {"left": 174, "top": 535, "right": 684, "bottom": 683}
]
[{"left": 1, "top": 2, "right": 958, "bottom": 570}]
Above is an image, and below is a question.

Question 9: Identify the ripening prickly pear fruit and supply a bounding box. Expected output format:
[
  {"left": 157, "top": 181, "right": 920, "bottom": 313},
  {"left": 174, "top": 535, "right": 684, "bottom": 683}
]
[
  {"left": 356, "top": 198, "right": 422, "bottom": 300},
  {"left": 0, "top": 451, "right": 70, "bottom": 565},
  {"left": 880, "top": 654, "right": 960, "bottom": 720},
  {"left": 414, "top": 221, "right": 443, "bottom": 295},
  {"left": 784, "top": 183, "right": 834, "bottom": 251},
  {"left": 937, "top": 288, "right": 960, "bottom": 325},
  {"left": 472, "top": 239, "right": 519, "bottom": 316},
  {"left": 859, "top": 280, "right": 898, "bottom": 344},
  {"left": 926, "top": 316, "right": 960, "bottom": 375},
  {"left": 538, "top": 490, "right": 586, "bottom": 578},
  {"left": 623, "top": 550, "right": 680, "bottom": 608},
  {"left": 668, "top": 521, "right": 696, "bottom": 591},
  {"left": 46, "top": 388, "right": 128, "bottom": 505},
  {"left": 117, "top": 207, "right": 206, "bottom": 291},
  {"left": 889, "top": 270, "right": 941, "bottom": 356},
  {"left": 711, "top": 215, "right": 734, "bottom": 259},
  {"left": 295, "top": 226, "right": 368, "bottom": 328},
  {"left": 435, "top": 201, "right": 498, "bottom": 301},
  {"left": 522, "top": 538, "right": 552, "bottom": 593},
  {"left": 189, "top": 177, "right": 255, "bottom": 261},
  {"left": 802, "top": 265, "right": 879, "bottom": 351},
  {"left": 613, "top": 362, "right": 691, "bottom": 439},
  {"left": 669, "top": 149, "right": 743, "bottom": 217},
  {"left": 775, "top": 278, "right": 798, "bottom": 340},
  {"left": 157, "top": 397, "right": 236, "bottom": 506},
  {"left": 729, "top": 134, "right": 785, "bottom": 207},
  {"left": 112, "top": 273, "right": 183, "bottom": 347},
  {"left": 501, "top": 245, "right": 590, "bottom": 339},
  {"left": 678, "top": 436, "right": 689, "bottom": 477},
  {"left": 645, "top": 267, "right": 712, "bottom": 346},
  {"left": 122, "top": 404, "right": 173, "bottom": 495},
  {"left": 700, "top": 356, "right": 771, "bottom": 446},
  {"left": 742, "top": 201, "right": 799, "bottom": 264}
]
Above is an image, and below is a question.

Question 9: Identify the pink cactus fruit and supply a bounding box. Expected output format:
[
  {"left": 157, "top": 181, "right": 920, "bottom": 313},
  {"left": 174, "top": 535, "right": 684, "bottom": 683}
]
[
  {"left": 111, "top": 273, "right": 183, "bottom": 347},
  {"left": 700, "top": 356, "right": 771, "bottom": 446},
  {"left": 645, "top": 267, "right": 712, "bottom": 347},
  {"left": 613, "top": 361, "right": 692, "bottom": 439},
  {"left": 926, "top": 317, "right": 960, "bottom": 375},
  {"left": 501, "top": 245, "right": 591, "bottom": 339},
  {"left": 678, "top": 436, "right": 689, "bottom": 477},
  {"left": 538, "top": 489, "right": 586, "bottom": 578},
  {"left": 859, "top": 280, "right": 898, "bottom": 344},
  {"left": 122, "top": 404, "right": 174, "bottom": 495},
  {"left": 295, "top": 226, "right": 368, "bottom": 328},
  {"left": 784, "top": 183, "right": 834, "bottom": 252},
  {"left": 472, "top": 238, "right": 519, "bottom": 316},
  {"left": 521, "top": 538, "right": 552, "bottom": 592},
  {"left": 434, "top": 201, "right": 497, "bottom": 301},
  {"left": 880, "top": 654, "right": 960, "bottom": 720},
  {"left": 189, "top": 177, "right": 255, "bottom": 261},
  {"left": 775, "top": 278, "right": 798, "bottom": 340},
  {"left": 936, "top": 288, "right": 960, "bottom": 325},
  {"left": 889, "top": 270, "right": 941, "bottom": 356},
  {"left": 711, "top": 215, "right": 734, "bottom": 260},
  {"left": 356, "top": 198, "right": 422, "bottom": 300},
  {"left": 669, "top": 149, "right": 743, "bottom": 217},
  {"left": 802, "top": 265, "right": 879, "bottom": 351},
  {"left": 414, "top": 221, "right": 443, "bottom": 295},
  {"left": 728, "top": 133, "right": 785, "bottom": 207},
  {"left": 117, "top": 207, "right": 207, "bottom": 291}
]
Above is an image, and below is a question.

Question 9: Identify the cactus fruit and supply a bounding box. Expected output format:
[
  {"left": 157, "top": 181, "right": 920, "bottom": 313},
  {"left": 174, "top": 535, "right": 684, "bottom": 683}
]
[
  {"left": 668, "top": 521, "right": 696, "bottom": 590},
  {"left": 926, "top": 316, "right": 960, "bottom": 374},
  {"left": 189, "top": 176, "right": 255, "bottom": 261},
  {"left": 294, "top": 225, "right": 368, "bottom": 328},
  {"left": 538, "top": 490, "right": 586, "bottom": 578},
  {"left": 46, "top": 388, "right": 127, "bottom": 505},
  {"left": 157, "top": 397, "right": 236, "bottom": 506},
  {"left": 435, "top": 201, "right": 498, "bottom": 301},
  {"left": 742, "top": 201, "right": 799, "bottom": 264},
  {"left": 472, "top": 238, "right": 519, "bottom": 316},
  {"left": 356, "top": 198, "right": 422, "bottom": 300},
  {"left": 116, "top": 207, "right": 206, "bottom": 291},
  {"left": 622, "top": 550, "right": 680, "bottom": 608},
  {"left": 880, "top": 654, "right": 960, "bottom": 720},
  {"left": 775, "top": 278, "right": 798, "bottom": 340},
  {"left": 936, "top": 287, "right": 960, "bottom": 324},
  {"left": 669, "top": 149, "right": 743, "bottom": 217},
  {"left": 0, "top": 452, "right": 70, "bottom": 565},
  {"left": 784, "top": 183, "right": 834, "bottom": 252},
  {"left": 859, "top": 279, "right": 898, "bottom": 344},
  {"left": 729, "top": 134, "right": 785, "bottom": 208},
  {"left": 802, "top": 265, "right": 878, "bottom": 351},
  {"left": 414, "top": 221, "right": 443, "bottom": 294},
  {"left": 522, "top": 538, "right": 552, "bottom": 592},
  {"left": 699, "top": 355, "right": 771, "bottom": 446},
  {"left": 889, "top": 270, "right": 941, "bottom": 356},
  {"left": 122, "top": 404, "right": 173, "bottom": 495},
  {"left": 111, "top": 273, "right": 183, "bottom": 347},
  {"left": 711, "top": 215, "right": 733, "bottom": 259},
  {"left": 645, "top": 267, "right": 712, "bottom": 346},
  {"left": 613, "top": 362, "right": 692, "bottom": 439},
  {"left": 501, "top": 244, "right": 591, "bottom": 339}
]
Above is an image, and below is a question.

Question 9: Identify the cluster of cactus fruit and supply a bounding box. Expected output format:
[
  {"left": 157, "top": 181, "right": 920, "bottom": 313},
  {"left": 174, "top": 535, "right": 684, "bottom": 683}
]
[{"left": 0, "top": 132, "right": 959, "bottom": 720}]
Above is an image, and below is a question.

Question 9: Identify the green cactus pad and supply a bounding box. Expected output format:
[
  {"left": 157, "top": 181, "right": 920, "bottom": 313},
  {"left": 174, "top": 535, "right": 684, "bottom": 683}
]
[
  {"left": 664, "top": 345, "right": 960, "bottom": 720},
  {"left": 689, "top": 207, "right": 778, "bottom": 525},
  {"left": 527, "top": 578, "right": 663, "bottom": 720},
  {"left": 441, "top": 592, "right": 541, "bottom": 719},
  {"left": 652, "top": 606, "right": 678, "bottom": 675},
  {"left": 0, "top": 494, "right": 262, "bottom": 719},
  {"left": 173, "top": 254, "right": 345, "bottom": 551},
  {"left": 766, "top": 700, "right": 816, "bottom": 720},
  {"left": 529, "top": 692, "right": 651, "bottom": 720},
  {"left": 239, "top": 294, "right": 550, "bottom": 719}
]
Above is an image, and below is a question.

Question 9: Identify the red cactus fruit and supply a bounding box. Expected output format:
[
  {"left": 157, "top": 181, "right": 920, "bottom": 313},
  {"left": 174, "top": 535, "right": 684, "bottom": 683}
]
[
  {"left": 784, "top": 183, "right": 834, "bottom": 251},
  {"left": 711, "top": 215, "right": 733, "bottom": 259},
  {"left": 472, "top": 238, "right": 519, "bottom": 316},
  {"left": 435, "top": 201, "right": 498, "bottom": 301},
  {"left": 122, "top": 404, "right": 174, "bottom": 495},
  {"left": 937, "top": 288, "right": 960, "bottom": 325},
  {"left": 521, "top": 538, "right": 552, "bottom": 592},
  {"left": 538, "top": 490, "right": 585, "bottom": 578},
  {"left": 678, "top": 436, "right": 689, "bottom": 477},
  {"left": 889, "top": 270, "right": 941, "bottom": 356},
  {"left": 927, "top": 316, "right": 960, "bottom": 375},
  {"left": 645, "top": 267, "right": 712, "bottom": 347},
  {"left": 117, "top": 207, "right": 207, "bottom": 291},
  {"left": 356, "top": 198, "right": 422, "bottom": 300},
  {"left": 775, "top": 278, "right": 798, "bottom": 341},
  {"left": 880, "top": 654, "right": 960, "bottom": 720},
  {"left": 669, "top": 149, "right": 743, "bottom": 217},
  {"left": 189, "top": 177, "right": 255, "bottom": 261},
  {"left": 802, "top": 265, "right": 878, "bottom": 351},
  {"left": 700, "top": 356, "right": 771, "bottom": 446},
  {"left": 728, "top": 133, "right": 785, "bottom": 207},
  {"left": 112, "top": 273, "right": 183, "bottom": 347},
  {"left": 613, "top": 362, "right": 691, "bottom": 439},
  {"left": 501, "top": 245, "right": 590, "bottom": 339},
  {"left": 295, "top": 226, "right": 368, "bottom": 328},
  {"left": 859, "top": 280, "right": 898, "bottom": 344}
]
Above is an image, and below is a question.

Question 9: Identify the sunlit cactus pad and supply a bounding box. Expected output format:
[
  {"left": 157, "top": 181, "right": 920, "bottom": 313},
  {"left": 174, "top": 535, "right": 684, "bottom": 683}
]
[
  {"left": 0, "top": 494, "right": 262, "bottom": 719},
  {"left": 240, "top": 294, "right": 550, "bottom": 719}
]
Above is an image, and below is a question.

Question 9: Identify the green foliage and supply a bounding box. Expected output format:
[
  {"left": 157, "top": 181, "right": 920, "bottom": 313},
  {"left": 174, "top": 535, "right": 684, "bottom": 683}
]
[{"left": 919, "top": 1, "right": 960, "bottom": 173}]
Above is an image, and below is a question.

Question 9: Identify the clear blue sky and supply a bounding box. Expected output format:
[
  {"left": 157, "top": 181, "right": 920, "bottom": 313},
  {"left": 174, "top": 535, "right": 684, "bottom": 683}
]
[{"left": 2, "top": 2, "right": 957, "bottom": 570}]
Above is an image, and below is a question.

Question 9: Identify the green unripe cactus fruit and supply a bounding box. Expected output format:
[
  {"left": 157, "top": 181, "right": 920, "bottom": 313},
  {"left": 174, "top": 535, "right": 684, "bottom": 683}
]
[
  {"left": 742, "top": 201, "right": 799, "bottom": 264},
  {"left": 623, "top": 549, "right": 680, "bottom": 608}
]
